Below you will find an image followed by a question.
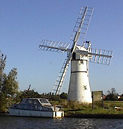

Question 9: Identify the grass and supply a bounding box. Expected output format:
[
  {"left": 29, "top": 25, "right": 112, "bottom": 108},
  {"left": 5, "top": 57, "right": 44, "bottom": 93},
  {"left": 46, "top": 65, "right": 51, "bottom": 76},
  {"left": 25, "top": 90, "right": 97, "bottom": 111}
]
[{"left": 50, "top": 100, "right": 123, "bottom": 116}]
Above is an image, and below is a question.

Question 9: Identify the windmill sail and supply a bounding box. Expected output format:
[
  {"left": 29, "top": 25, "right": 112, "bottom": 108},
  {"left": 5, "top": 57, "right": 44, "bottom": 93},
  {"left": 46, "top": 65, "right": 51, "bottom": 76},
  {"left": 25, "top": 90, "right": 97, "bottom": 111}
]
[
  {"left": 39, "top": 40, "right": 70, "bottom": 53},
  {"left": 89, "top": 48, "right": 112, "bottom": 65},
  {"left": 39, "top": 6, "right": 112, "bottom": 103},
  {"left": 52, "top": 55, "right": 71, "bottom": 95},
  {"left": 75, "top": 40, "right": 112, "bottom": 65},
  {"left": 71, "top": 7, "right": 94, "bottom": 45},
  {"left": 52, "top": 7, "right": 94, "bottom": 95}
]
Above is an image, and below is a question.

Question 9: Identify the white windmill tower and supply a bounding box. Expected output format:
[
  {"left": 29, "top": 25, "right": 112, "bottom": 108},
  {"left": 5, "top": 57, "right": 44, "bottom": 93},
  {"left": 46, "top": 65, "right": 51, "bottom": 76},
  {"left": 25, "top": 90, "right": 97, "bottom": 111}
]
[{"left": 39, "top": 7, "right": 112, "bottom": 103}]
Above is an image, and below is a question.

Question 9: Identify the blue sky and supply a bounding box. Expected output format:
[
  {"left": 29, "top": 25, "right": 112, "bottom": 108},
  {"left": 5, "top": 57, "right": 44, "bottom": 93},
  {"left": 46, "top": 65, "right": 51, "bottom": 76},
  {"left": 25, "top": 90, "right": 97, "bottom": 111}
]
[{"left": 0, "top": 0, "right": 123, "bottom": 94}]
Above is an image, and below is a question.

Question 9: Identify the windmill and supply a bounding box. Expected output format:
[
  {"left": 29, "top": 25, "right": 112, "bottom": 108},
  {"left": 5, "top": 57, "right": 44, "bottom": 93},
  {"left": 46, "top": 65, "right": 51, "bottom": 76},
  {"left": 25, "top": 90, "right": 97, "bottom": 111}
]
[{"left": 39, "top": 7, "right": 112, "bottom": 103}]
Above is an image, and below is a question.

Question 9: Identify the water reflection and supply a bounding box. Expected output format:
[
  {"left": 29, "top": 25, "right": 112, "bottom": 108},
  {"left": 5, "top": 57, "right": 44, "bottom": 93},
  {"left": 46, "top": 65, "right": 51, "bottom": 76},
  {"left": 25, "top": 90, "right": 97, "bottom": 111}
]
[{"left": 0, "top": 116, "right": 123, "bottom": 129}]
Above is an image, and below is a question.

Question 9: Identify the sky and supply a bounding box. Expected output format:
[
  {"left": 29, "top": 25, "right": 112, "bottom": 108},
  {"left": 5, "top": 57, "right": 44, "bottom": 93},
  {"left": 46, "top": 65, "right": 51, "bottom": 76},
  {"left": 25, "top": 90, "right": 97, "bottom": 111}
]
[{"left": 0, "top": 0, "right": 123, "bottom": 94}]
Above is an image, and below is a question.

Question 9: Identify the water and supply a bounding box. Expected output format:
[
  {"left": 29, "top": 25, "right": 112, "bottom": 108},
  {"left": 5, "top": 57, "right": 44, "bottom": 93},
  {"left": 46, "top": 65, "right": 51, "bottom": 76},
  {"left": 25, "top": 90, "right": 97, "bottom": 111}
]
[{"left": 0, "top": 116, "right": 123, "bottom": 129}]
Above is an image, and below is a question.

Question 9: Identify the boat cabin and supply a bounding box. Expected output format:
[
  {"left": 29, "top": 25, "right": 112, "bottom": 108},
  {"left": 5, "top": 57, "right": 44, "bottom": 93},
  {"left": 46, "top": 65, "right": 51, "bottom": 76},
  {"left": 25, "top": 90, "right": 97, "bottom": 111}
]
[{"left": 9, "top": 98, "right": 64, "bottom": 118}]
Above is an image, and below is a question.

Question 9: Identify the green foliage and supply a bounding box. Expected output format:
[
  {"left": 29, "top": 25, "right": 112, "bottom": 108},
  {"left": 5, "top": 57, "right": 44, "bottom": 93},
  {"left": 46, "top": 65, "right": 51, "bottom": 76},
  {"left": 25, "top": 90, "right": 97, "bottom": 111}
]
[
  {"left": 60, "top": 92, "right": 68, "bottom": 99},
  {"left": 64, "top": 101, "right": 123, "bottom": 116},
  {"left": 2, "top": 68, "right": 18, "bottom": 97},
  {"left": 105, "top": 88, "right": 118, "bottom": 101},
  {"left": 39, "top": 92, "right": 68, "bottom": 101},
  {"left": 104, "top": 101, "right": 123, "bottom": 108},
  {"left": 0, "top": 54, "right": 19, "bottom": 112},
  {"left": 19, "top": 89, "right": 41, "bottom": 100},
  {"left": 50, "top": 99, "right": 123, "bottom": 116},
  {"left": 40, "top": 92, "right": 60, "bottom": 101}
]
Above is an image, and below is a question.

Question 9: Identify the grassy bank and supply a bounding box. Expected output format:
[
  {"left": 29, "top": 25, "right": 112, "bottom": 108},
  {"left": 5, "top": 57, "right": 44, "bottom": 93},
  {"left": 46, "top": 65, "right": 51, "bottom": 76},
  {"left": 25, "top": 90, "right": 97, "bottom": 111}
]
[{"left": 51, "top": 100, "right": 123, "bottom": 117}]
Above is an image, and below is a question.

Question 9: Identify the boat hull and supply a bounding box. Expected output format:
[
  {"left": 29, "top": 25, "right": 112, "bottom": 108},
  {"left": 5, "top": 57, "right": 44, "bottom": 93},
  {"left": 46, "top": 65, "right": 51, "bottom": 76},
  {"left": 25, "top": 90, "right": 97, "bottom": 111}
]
[{"left": 9, "top": 108, "right": 64, "bottom": 118}]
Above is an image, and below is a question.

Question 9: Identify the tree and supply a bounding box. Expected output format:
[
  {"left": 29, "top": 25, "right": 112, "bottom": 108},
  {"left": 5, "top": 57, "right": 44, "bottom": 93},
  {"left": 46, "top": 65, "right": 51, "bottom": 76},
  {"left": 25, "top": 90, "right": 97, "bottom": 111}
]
[
  {"left": 19, "top": 89, "right": 40, "bottom": 100},
  {"left": 105, "top": 88, "right": 118, "bottom": 101},
  {"left": 0, "top": 52, "right": 6, "bottom": 93},
  {"left": 2, "top": 68, "right": 18, "bottom": 97},
  {"left": 60, "top": 92, "right": 68, "bottom": 99},
  {"left": 0, "top": 52, "right": 19, "bottom": 112},
  {"left": 40, "top": 92, "right": 60, "bottom": 101}
]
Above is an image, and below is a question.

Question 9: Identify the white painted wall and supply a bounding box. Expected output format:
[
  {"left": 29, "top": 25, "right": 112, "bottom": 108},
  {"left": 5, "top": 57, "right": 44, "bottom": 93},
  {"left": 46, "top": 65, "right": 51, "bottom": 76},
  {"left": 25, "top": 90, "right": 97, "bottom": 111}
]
[
  {"left": 68, "top": 57, "right": 92, "bottom": 103},
  {"left": 9, "top": 109, "right": 64, "bottom": 118}
]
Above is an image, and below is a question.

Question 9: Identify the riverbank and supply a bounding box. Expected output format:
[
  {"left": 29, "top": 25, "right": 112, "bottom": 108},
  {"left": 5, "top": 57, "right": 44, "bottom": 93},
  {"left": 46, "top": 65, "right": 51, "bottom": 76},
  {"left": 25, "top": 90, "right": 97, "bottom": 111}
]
[
  {"left": 0, "top": 112, "right": 9, "bottom": 117},
  {"left": 1, "top": 101, "right": 123, "bottom": 119},
  {"left": 65, "top": 113, "right": 123, "bottom": 119},
  {"left": 1, "top": 111, "right": 123, "bottom": 119},
  {"left": 64, "top": 108, "right": 123, "bottom": 119},
  {"left": 60, "top": 100, "right": 123, "bottom": 118},
  {"left": 1, "top": 113, "right": 123, "bottom": 119}
]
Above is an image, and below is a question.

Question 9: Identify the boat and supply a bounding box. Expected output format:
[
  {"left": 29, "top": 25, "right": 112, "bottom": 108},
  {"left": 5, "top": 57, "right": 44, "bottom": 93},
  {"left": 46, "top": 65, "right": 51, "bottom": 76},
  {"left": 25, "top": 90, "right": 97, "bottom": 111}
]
[{"left": 9, "top": 98, "right": 64, "bottom": 118}]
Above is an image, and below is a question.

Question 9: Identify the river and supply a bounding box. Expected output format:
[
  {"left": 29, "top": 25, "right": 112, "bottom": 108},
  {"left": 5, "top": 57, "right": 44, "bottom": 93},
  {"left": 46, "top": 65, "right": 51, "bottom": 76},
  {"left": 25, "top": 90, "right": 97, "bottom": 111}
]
[{"left": 0, "top": 116, "right": 123, "bottom": 129}]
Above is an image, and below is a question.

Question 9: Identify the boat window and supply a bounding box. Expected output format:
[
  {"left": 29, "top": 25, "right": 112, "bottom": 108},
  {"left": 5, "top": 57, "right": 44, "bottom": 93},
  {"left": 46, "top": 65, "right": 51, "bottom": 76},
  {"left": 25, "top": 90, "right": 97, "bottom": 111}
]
[
  {"left": 20, "top": 99, "right": 27, "bottom": 104},
  {"left": 39, "top": 107, "right": 42, "bottom": 110},
  {"left": 35, "top": 105, "right": 38, "bottom": 109},
  {"left": 34, "top": 100, "right": 38, "bottom": 104},
  {"left": 28, "top": 100, "right": 32, "bottom": 104},
  {"left": 40, "top": 99, "right": 49, "bottom": 103}
]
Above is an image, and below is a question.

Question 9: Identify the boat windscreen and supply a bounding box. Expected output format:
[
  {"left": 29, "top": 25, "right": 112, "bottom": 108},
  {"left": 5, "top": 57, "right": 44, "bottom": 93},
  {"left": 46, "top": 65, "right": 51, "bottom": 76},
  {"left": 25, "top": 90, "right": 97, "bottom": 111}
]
[{"left": 40, "top": 99, "right": 49, "bottom": 103}]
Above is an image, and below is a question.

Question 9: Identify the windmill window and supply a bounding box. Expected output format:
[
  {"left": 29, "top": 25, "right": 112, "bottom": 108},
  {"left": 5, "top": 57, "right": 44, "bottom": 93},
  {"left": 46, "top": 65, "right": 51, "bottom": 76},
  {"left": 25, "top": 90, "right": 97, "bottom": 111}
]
[
  {"left": 72, "top": 53, "right": 76, "bottom": 59},
  {"left": 80, "top": 60, "right": 83, "bottom": 64},
  {"left": 83, "top": 85, "right": 87, "bottom": 90}
]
